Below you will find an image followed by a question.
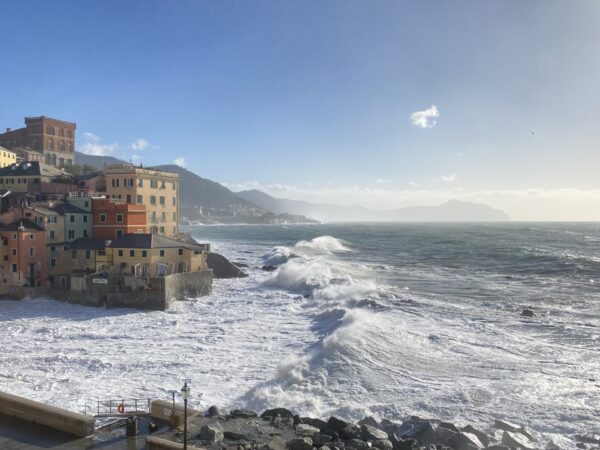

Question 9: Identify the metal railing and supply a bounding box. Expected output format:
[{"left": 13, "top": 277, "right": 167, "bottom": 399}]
[{"left": 92, "top": 398, "right": 151, "bottom": 417}]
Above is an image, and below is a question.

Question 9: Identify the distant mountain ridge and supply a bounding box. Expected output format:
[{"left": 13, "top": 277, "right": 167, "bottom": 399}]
[
  {"left": 76, "top": 152, "right": 509, "bottom": 223},
  {"left": 237, "top": 189, "right": 510, "bottom": 222}
]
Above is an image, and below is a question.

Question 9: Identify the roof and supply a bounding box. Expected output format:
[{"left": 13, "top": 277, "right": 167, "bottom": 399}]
[
  {"left": 75, "top": 172, "right": 102, "bottom": 181},
  {"left": 29, "top": 206, "right": 61, "bottom": 216},
  {"left": 0, "top": 219, "right": 44, "bottom": 232},
  {"left": 51, "top": 203, "right": 88, "bottom": 215},
  {"left": 0, "top": 161, "right": 66, "bottom": 178},
  {"left": 108, "top": 233, "right": 203, "bottom": 250},
  {"left": 70, "top": 238, "right": 106, "bottom": 250}
]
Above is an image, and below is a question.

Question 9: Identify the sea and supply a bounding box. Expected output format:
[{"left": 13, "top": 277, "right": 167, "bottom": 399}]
[{"left": 1, "top": 222, "right": 599, "bottom": 448}]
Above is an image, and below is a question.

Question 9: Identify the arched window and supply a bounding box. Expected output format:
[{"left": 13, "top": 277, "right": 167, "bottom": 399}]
[
  {"left": 59, "top": 141, "right": 65, "bottom": 151},
  {"left": 48, "top": 139, "right": 54, "bottom": 150},
  {"left": 59, "top": 128, "right": 65, "bottom": 137},
  {"left": 68, "top": 142, "right": 73, "bottom": 151},
  {"left": 67, "top": 130, "right": 72, "bottom": 139},
  {"left": 46, "top": 126, "right": 55, "bottom": 135}
]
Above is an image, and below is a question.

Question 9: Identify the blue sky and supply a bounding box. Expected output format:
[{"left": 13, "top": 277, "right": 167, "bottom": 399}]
[{"left": 1, "top": 1, "right": 599, "bottom": 219}]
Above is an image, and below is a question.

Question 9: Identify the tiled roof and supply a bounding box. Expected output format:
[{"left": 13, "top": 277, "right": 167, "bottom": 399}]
[
  {"left": 108, "top": 233, "right": 203, "bottom": 250},
  {"left": 70, "top": 238, "right": 107, "bottom": 250},
  {"left": 0, "top": 161, "right": 65, "bottom": 178},
  {"left": 0, "top": 219, "right": 44, "bottom": 232}
]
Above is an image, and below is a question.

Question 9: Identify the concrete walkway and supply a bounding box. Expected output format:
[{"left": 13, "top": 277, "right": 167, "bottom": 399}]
[{"left": 0, "top": 413, "right": 157, "bottom": 449}]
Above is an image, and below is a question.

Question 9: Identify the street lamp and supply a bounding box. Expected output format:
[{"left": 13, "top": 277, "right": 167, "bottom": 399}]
[{"left": 181, "top": 381, "right": 191, "bottom": 450}]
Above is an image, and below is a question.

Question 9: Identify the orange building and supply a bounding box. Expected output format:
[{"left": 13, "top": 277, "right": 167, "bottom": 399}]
[
  {"left": 92, "top": 198, "right": 147, "bottom": 240},
  {"left": 0, "top": 220, "right": 47, "bottom": 288}
]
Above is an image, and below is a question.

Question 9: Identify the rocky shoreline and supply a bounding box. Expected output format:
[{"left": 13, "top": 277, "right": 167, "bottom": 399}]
[{"left": 155, "top": 406, "right": 593, "bottom": 450}]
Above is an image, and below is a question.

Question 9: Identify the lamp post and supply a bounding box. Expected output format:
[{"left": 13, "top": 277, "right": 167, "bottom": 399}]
[{"left": 181, "top": 381, "right": 190, "bottom": 450}]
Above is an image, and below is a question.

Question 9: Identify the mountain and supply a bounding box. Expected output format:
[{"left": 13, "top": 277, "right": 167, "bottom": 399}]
[
  {"left": 75, "top": 151, "right": 126, "bottom": 168},
  {"left": 237, "top": 190, "right": 510, "bottom": 222}
]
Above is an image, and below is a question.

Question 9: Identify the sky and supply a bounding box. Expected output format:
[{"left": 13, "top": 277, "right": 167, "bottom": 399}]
[{"left": 1, "top": 1, "right": 599, "bottom": 220}]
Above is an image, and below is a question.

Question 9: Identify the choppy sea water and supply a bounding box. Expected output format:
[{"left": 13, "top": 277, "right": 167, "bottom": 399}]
[{"left": 1, "top": 223, "right": 599, "bottom": 448}]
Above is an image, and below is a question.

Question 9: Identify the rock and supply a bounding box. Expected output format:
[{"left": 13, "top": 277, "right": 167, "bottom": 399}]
[
  {"left": 262, "top": 265, "right": 277, "bottom": 272},
  {"left": 328, "top": 417, "right": 352, "bottom": 434},
  {"left": 361, "top": 424, "right": 388, "bottom": 441},
  {"left": 313, "top": 434, "right": 333, "bottom": 445},
  {"left": 229, "top": 408, "right": 258, "bottom": 419},
  {"left": 207, "top": 252, "right": 248, "bottom": 278},
  {"left": 342, "top": 425, "right": 363, "bottom": 440},
  {"left": 397, "top": 420, "right": 436, "bottom": 446},
  {"left": 262, "top": 408, "right": 295, "bottom": 419},
  {"left": 484, "top": 446, "right": 511, "bottom": 450},
  {"left": 300, "top": 417, "right": 328, "bottom": 431},
  {"left": 448, "top": 432, "right": 485, "bottom": 450},
  {"left": 321, "top": 447, "right": 332, "bottom": 450},
  {"left": 224, "top": 431, "right": 250, "bottom": 441},
  {"left": 198, "top": 423, "right": 224, "bottom": 443},
  {"left": 521, "top": 309, "right": 536, "bottom": 318},
  {"left": 287, "top": 437, "right": 314, "bottom": 450},
  {"left": 372, "top": 439, "right": 393, "bottom": 450},
  {"left": 501, "top": 431, "right": 535, "bottom": 450},
  {"left": 345, "top": 439, "right": 372, "bottom": 450},
  {"left": 271, "top": 415, "right": 295, "bottom": 428},
  {"left": 438, "top": 423, "right": 461, "bottom": 433},
  {"left": 574, "top": 435, "right": 600, "bottom": 445},
  {"left": 493, "top": 420, "right": 522, "bottom": 433},
  {"left": 207, "top": 405, "right": 221, "bottom": 417},
  {"left": 389, "top": 437, "right": 417, "bottom": 450},
  {"left": 359, "top": 417, "right": 380, "bottom": 429},
  {"left": 546, "top": 441, "right": 561, "bottom": 450},
  {"left": 296, "top": 424, "right": 321, "bottom": 437},
  {"left": 321, "top": 428, "right": 341, "bottom": 441},
  {"left": 461, "top": 426, "right": 490, "bottom": 448}
]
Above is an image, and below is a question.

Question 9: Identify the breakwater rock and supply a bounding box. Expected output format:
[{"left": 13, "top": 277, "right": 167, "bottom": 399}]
[
  {"left": 207, "top": 253, "right": 248, "bottom": 278},
  {"left": 158, "top": 407, "right": 557, "bottom": 450}
]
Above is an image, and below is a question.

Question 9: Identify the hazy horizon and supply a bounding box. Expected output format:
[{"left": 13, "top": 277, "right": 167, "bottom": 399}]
[{"left": 2, "top": 1, "right": 600, "bottom": 221}]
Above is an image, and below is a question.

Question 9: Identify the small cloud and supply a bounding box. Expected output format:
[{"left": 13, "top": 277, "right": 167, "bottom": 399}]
[
  {"left": 410, "top": 105, "right": 439, "bottom": 129},
  {"left": 78, "top": 132, "right": 117, "bottom": 156},
  {"left": 408, "top": 181, "right": 419, "bottom": 187},
  {"left": 131, "top": 154, "right": 143, "bottom": 162},
  {"left": 440, "top": 173, "right": 457, "bottom": 182},
  {"left": 173, "top": 157, "right": 186, "bottom": 167},
  {"left": 375, "top": 178, "right": 392, "bottom": 184},
  {"left": 131, "top": 138, "right": 149, "bottom": 151}
]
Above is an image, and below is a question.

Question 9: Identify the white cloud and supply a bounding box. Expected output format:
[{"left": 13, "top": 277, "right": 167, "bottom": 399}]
[
  {"left": 78, "top": 132, "right": 117, "bottom": 156},
  {"left": 408, "top": 181, "right": 419, "bottom": 187},
  {"left": 375, "top": 178, "right": 391, "bottom": 184},
  {"left": 410, "top": 105, "right": 439, "bottom": 128},
  {"left": 440, "top": 173, "right": 457, "bottom": 182},
  {"left": 131, "top": 138, "right": 149, "bottom": 151},
  {"left": 173, "top": 157, "right": 186, "bottom": 167},
  {"left": 131, "top": 154, "right": 143, "bottom": 162}
]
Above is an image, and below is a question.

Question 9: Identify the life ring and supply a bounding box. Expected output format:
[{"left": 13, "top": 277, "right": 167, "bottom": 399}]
[{"left": 117, "top": 403, "right": 125, "bottom": 414}]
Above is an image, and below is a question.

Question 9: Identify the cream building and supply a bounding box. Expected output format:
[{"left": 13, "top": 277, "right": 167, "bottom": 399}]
[
  {"left": 0, "top": 146, "right": 17, "bottom": 168},
  {"left": 103, "top": 165, "right": 179, "bottom": 238}
]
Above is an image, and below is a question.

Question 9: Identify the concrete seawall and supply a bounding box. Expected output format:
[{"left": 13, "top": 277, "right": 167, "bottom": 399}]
[{"left": 0, "top": 391, "right": 95, "bottom": 437}]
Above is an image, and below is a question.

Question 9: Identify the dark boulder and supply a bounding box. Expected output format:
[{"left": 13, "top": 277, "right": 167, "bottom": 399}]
[
  {"left": 229, "top": 408, "right": 257, "bottom": 419},
  {"left": 313, "top": 434, "right": 333, "bottom": 446},
  {"left": 287, "top": 437, "right": 313, "bottom": 450},
  {"left": 262, "top": 265, "right": 278, "bottom": 272},
  {"left": 521, "top": 309, "right": 536, "bottom": 318},
  {"left": 198, "top": 423, "right": 224, "bottom": 443},
  {"left": 501, "top": 431, "right": 535, "bottom": 450},
  {"left": 224, "top": 431, "right": 250, "bottom": 441},
  {"left": 447, "top": 432, "right": 485, "bottom": 450},
  {"left": 207, "top": 252, "right": 248, "bottom": 278},
  {"left": 358, "top": 417, "right": 380, "bottom": 429},
  {"left": 372, "top": 439, "right": 393, "bottom": 450},
  {"left": 345, "top": 439, "right": 371, "bottom": 450},
  {"left": 328, "top": 417, "right": 351, "bottom": 433},
  {"left": 296, "top": 423, "right": 321, "bottom": 436},
  {"left": 262, "top": 408, "right": 295, "bottom": 419},
  {"left": 361, "top": 424, "right": 388, "bottom": 441},
  {"left": 493, "top": 419, "right": 522, "bottom": 433},
  {"left": 300, "top": 417, "right": 328, "bottom": 431},
  {"left": 207, "top": 405, "right": 221, "bottom": 417}
]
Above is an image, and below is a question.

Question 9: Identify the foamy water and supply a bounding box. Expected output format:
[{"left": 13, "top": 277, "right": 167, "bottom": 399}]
[{"left": 1, "top": 223, "right": 599, "bottom": 449}]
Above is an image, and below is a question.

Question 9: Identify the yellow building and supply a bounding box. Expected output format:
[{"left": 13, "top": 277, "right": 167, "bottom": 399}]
[
  {"left": 0, "top": 146, "right": 17, "bottom": 168},
  {"left": 103, "top": 165, "right": 179, "bottom": 238},
  {"left": 108, "top": 234, "right": 206, "bottom": 277}
]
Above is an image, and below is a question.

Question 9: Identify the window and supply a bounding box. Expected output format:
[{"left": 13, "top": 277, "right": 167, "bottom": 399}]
[
  {"left": 98, "top": 250, "right": 105, "bottom": 256},
  {"left": 72, "top": 250, "right": 77, "bottom": 259},
  {"left": 138, "top": 179, "right": 144, "bottom": 187},
  {"left": 159, "top": 196, "right": 165, "bottom": 205},
  {"left": 160, "top": 181, "right": 166, "bottom": 189},
  {"left": 84, "top": 201, "right": 89, "bottom": 208},
  {"left": 59, "top": 128, "right": 65, "bottom": 137},
  {"left": 59, "top": 141, "right": 65, "bottom": 151},
  {"left": 150, "top": 195, "right": 156, "bottom": 205},
  {"left": 172, "top": 197, "right": 176, "bottom": 206},
  {"left": 48, "top": 139, "right": 54, "bottom": 150},
  {"left": 12, "top": 249, "right": 16, "bottom": 256},
  {"left": 126, "top": 194, "right": 132, "bottom": 204},
  {"left": 116, "top": 229, "right": 123, "bottom": 237},
  {"left": 116, "top": 214, "right": 123, "bottom": 223},
  {"left": 67, "top": 130, "right": 72, "bottom": 139},
  {"left": 161, "top": 212, "right": 166, "bottom": 221},
  {"left": 50, "top": 245, "right": 56, "bottom": 252},
  {"left": 118, "top": 250, "right": 123, "bottom": 257},
  {"left": 64, "top": 245, "right": 69, "bottom": 251},
  {"left": 29, "top": 234, "right": 35, "bottom": 240},
  {"left": 173, "top": 226, "right": 177, "bottom": 235},
  {"left": 131, "top": 266, "right": 135, "bottom": 275},
  {"left": 136, "top": 195, "right": 143, "bottom": 203},
  {"left": 160, "top": 250, "right": 165, "bottom": 257},
  {"left": 112, "top": 178, "right": 120, "bottom": 188},
  {"left": 150, "top": 180, "right": 158, "bottom": 188},
  {"left": 29, "top": 248, "right": 34, "bottom": 256},
  {"left": 49, "top": 230, "right": 55, "bottom": 239},
  {"left": 70, "top": 215, "right": 75, "bottom": 223},
  {"left": 83, "top": 230, "right": 89, "bottom": 238},
  {"left": 159, "top": 226, "right": 165, "bottom": 234},
  {"left": 142, "top": 250, "right": 147, "bottom": 257},
  {"left": 173, "top": 212, "right": 177, "bottom": 221},
  {"left": 85, "top": 250, "right": 91, "bottom": 259},
  {"left": 178, "top": 248, "right": 183, "bottom": 255},
  {"left": 172, "top": 182, "right": 176, "bottom": 190},
  {"left": 48, "top": 216, "right": 57, "bottom": 223},
  {"left": 12, "top": 264, "right": 17, "bottom": 273},
  {"left": 124, "top": 178, "right": 134, "bottom": 188},
  {"left": 151, "top": 212, "right": 157, "bottom": 221},
  {"left": 50, "top": 258, "right": 56, "bottom": 267},
  {"left": 129, "top": 250, "right": 135, "bottom": 257},
  {"left": 83, "top": 215, "right": 88, "bottom": 223},
  {"left": 99, "top": 214, "right": 107, "bottom": 223},
  {"left": 68, "top": 230, "right": 75, "bottom": 239}
]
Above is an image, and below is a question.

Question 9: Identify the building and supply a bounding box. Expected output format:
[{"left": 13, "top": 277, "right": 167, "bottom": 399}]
[
  {"left": 53, "top": 202, "right": 92, "bottom": 241},
  {"left": 103, "top": 165, "right": 179, "bottom": 237},
  {"left": 92, "top": 198, "right": 146, "bottom": 240},
  {"left": 0, "top": 220, "right": 47, "bottom": 290},
  {"left": 0, "top": 161, "right": 73, "bottom": 194},
  {"left": 0, "top": 116, "right": 76, "bottom": 167},
  {"left": 108, "top": 234, "right": 207, "bottom": 278},
  {"left": 47, "top": 242, "right": 72, "bottom": 290},
  {"left": 69, "top": 238, "right": 107, "bottom": 274},
  {"left": 75, "top": 172, "right": 105, "bottom": 193},
  {"left": 12, "top": 147, "right": 44, "bottom": 164},
  {"left": 0, "top": 146, "right": 17, "bottom": 168}
]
